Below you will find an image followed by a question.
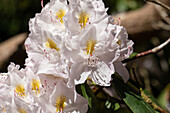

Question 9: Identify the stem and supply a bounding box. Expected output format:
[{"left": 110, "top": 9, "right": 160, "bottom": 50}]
[{"left": 123, "top": 37, "right": 170, "bottom": 63}]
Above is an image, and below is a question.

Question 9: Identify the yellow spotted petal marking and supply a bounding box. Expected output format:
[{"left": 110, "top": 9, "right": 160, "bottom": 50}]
[
  {"left": 116, "top": 40, "right": 121, "bottom": 46},
  {"left": 86, "top": 39, "right": 97, "bottom": 55},
  {"left": 2, "top": 106, "right": 6, "bottom": 112},
  {"left": 18, "top": 108, "right": 27, "bottom": 113},
  {"left": 15, "top": 84, "right": 25, "bottom": 97},
  {"left": 45, "top": 38, "right": 60, "bottom": 51},
  {"left": 31, "top": 79, "right": 40, "bottom": 95},
  {"left": 79, "top": 11, "right": 89, "bottom": 29},
  {"left": 56, "top": 9, "right": 65, "bottom": 24},
  {"left": 55, "top": 95, "right": 66, "bottom": 112}
]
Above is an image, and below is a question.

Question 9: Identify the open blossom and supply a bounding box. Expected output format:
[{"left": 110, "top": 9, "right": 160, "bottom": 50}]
[
  {"left": 64, "top": 24, "right": 120, "bottom": 86},
  {"left": 6, "top": 63, "right": 39, "bottom": 103},
  {"left": 25, "top": 29, "right": 69, "bottom": 79},
  {"left": 106, "top": 24, "right": 134, "bottom": 61},
  {"left": 25, "top": 0, "right": 72, "bottom": 79},
  {"left": 40, "top": 81, "right": 88, "bottom": 113},
  {"left": 30, "top": 0, "right": 69, "bottom": 35},
  {"left": 0, "top": 63, "right": 42, "bottom": 112},
  {"left": 105, "top": 23, "right": 134, "bottom": 82},
  {"left": 64, "top": 0, "right": 108, "bottom": 35},
  {"left": 64, "top": 17, "right": 134, "bottom": 86}
]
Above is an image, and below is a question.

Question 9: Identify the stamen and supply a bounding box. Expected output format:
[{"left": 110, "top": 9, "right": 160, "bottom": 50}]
[
  {"left": 45, "top": 38, "right": 60, "bottom": 51},
  {"left": 118, "top": 18, "right": 121, "bottom": 25},
  {"left": 79, "top": 11, "right": 89, "bottom": 29},
  {"left": 55, "top": 95, "right": 66, "bottom": 112},
  {"left": 31, "top": 79, "right": 40, "bottom": 95},
  {"left": 86, "top": 39, "right": 97, "bottom": 55},
  {"left": 56, "top": 9, "right": 65, "bottom": 24}
]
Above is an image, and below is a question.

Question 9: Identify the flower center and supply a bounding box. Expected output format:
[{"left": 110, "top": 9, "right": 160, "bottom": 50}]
[
  {"left": 14, "top": 84, "right": 25, "bottom": 97},
  {"left": 31, "top": 79, "right": 40, "bottom": 95},
  {"left": 45, "top": 38, "right": 60, "bottom": 51},
  {"left": 56, "top": 9, "right": 65, "bottom": 24},
  {"left": 86, "top": 39, "right": 97, "bottom": 55},
  {"left": 18, "top": 108, "right": 27, "bottom": 113},
  {"left": 55, "top": 95, "right": 66, "bottom": 112},
  {"left": 79, "top": 11, "right": 89, "bottom": 29}
]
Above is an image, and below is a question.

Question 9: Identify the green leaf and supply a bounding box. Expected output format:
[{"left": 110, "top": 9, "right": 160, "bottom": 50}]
[
  {"left": 76, "top": 82, "right": 102, "bottom": 113},
  {"left": 112, "top": 74, "right": 156, "bottom": 113}
]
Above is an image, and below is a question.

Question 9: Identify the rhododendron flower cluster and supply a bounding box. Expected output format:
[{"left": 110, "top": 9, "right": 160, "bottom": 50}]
[{"left": 0, "top": 0, "right": 133, "bottom": 112}]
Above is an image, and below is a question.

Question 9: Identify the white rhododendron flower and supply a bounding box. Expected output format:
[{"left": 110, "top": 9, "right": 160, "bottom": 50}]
[
  {"left": 65, "top": 0, "right": 108, "bottom": 35},
  {"left": 30, "top": 0, "right": 69, "bottom": 34},
  {"left": 6, "top": 63, "right": 36, "bottom": 103},
  {"left": 40, "top": 81, "right": 88, "bottom": 113},
  {"left": 65, "top": 25, "right": 120, "bottom": 86},
  {"left": 106, "top": 23, "right": 134, "bottom": 82},
  {"left": 25, "top": 29, "right": 69, "bottom": 79},
  {"left": 109, "top": 24, "right": 134, "bottom": 61}
]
